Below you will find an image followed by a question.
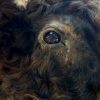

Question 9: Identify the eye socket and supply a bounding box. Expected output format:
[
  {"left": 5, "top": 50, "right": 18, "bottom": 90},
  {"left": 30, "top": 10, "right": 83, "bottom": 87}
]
[{"left": 43, "top": 30, "right": 61, "bottom": 44}]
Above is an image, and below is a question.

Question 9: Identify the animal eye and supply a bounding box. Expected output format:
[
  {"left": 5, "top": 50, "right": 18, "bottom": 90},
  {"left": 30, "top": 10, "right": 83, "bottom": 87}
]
[{"left": 43, "top": 31, "right": 61, "bottom": 44}]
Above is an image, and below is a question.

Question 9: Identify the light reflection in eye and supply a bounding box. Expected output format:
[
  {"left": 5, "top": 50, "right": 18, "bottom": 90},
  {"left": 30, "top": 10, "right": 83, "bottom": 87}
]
[{"left": 43, "top": 30, "right": 61, "bottom": 44}]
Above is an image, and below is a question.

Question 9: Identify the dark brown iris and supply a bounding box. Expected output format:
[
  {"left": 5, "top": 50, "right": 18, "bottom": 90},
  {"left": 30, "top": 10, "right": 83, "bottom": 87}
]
[{"left": 43, "top": 31, "right": 61, "bottom": 44}]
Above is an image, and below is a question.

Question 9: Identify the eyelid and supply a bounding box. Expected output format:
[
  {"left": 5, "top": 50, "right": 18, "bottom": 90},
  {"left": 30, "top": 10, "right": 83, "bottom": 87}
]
[
  {"left": 40, "top": 21, "right": 67, "bottom": 38},
  {"left": 42, "top": 27, "right": 63, "bottom": 35},
  {"left": 38, "top": 21, "right": 75, "bottom": 45},
  {"left": 42, "top": 21, "right": 76, "bottom": 39},
  {"left": 40, "top": 27, "right": 64, "bottom": 41},
  {"left": 42, "top": 22, "right": 66, "bottom": 35},
  {"left": 38, "top": 27, "right": 64, "bottom": 46}
]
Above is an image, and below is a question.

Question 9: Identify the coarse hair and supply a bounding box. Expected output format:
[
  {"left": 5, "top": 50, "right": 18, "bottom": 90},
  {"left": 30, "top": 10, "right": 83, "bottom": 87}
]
[{"left": 0, "top": 0, "right": 100, "bottom": 100}]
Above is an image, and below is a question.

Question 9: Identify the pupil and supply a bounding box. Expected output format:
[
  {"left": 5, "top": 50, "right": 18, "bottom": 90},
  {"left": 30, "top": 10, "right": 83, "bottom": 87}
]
[{"left": 44, "top": 31, "right": 61, "bottom": 44}]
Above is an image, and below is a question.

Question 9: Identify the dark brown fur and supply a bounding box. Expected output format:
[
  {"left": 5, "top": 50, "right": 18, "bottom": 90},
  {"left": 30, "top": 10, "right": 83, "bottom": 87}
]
[{"left": 0, "top": 0, "right": 100, "bottom": 100}]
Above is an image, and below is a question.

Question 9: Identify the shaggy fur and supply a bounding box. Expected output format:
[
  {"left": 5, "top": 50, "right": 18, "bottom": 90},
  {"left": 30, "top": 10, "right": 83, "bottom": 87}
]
[{"left": 0, "top": 0, "right": 100, "bottom": 100}]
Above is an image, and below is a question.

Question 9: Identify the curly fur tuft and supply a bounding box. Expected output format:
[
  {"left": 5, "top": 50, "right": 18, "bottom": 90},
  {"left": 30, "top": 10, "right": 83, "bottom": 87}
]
[{"left": 0, "top": 0, "right": 100, "bottom": 100}]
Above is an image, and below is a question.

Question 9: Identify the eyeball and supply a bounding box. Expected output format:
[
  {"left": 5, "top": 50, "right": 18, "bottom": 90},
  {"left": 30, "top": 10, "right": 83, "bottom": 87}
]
[{"left": 43, "top": 30, "right": 61, "bottom": 44}]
